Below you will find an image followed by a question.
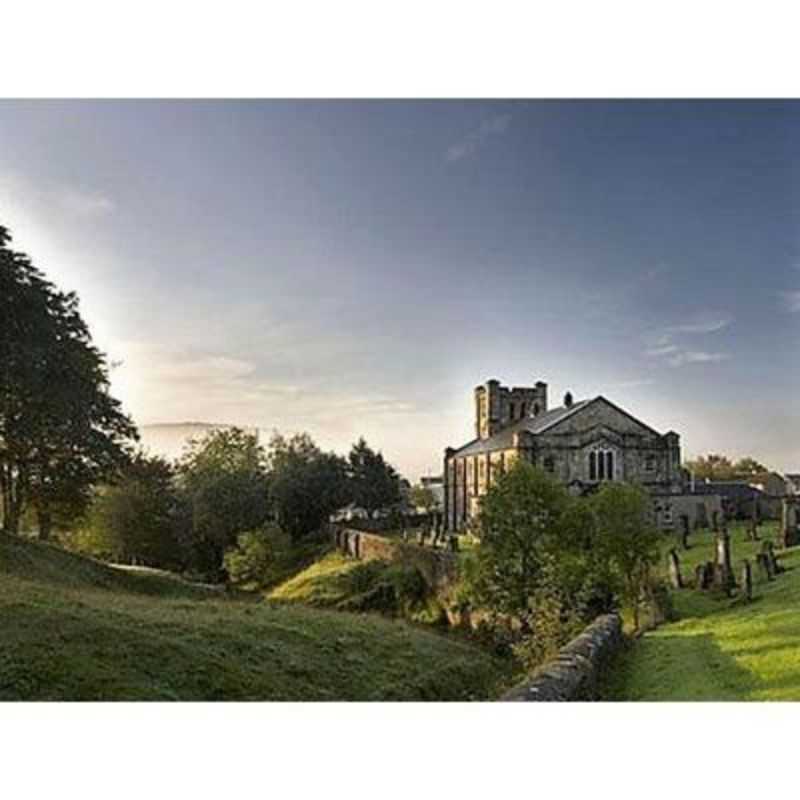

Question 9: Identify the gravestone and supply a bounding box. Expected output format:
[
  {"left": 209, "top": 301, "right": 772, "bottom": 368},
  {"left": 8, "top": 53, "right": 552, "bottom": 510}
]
[
  {"left": 741, "top": 560, "right": 753, "bottom": 602},
  {"left": 668, "top": 549, "right": 683, "bottom": 589},
  {"left": 680, "top": 514, "right": 691, "bottom": 551},
  {"left": 714, "top": 529, "right": 736, "bottom": 595},
  {"left": 764, "top": 541, "right": 783, "bottom": 575},
  {"left": 780, "top": 499, "right": 798, "bottom": 549},
  {"left": 755, "top": 551, "right": 775, "bottom": 582},
  {"left": 695, "top": 562, "right": 714, "bottom": 590}
]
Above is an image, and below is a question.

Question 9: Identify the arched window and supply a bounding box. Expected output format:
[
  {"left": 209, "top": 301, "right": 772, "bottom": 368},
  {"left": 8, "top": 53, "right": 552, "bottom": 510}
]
[{"left": 589, "top": 448, "right": 615, "bottom": 481}]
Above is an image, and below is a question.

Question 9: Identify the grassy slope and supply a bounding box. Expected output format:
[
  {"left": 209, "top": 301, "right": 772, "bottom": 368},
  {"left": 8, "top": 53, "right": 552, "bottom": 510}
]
[
  {"left": 0, "top": 534, "right": 511, "bottom": 701},
  {"left": 269, "top": 552, "right": 369, "bottom": 606},
  {"left": 606, "top": 521, "right": 800, "bottom": 700}
]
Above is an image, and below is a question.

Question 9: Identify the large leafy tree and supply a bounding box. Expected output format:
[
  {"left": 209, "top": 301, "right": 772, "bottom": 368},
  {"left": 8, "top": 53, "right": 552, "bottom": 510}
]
[
  {"left": 77, "top": 453, "right": 184, "bottom": 568},
  {"left": 177, "top": 427, "right": 270, "bottom": 577},
  {"left": 684, "top": 453, "right": 769, "bottom": 482},
  {"left": 347, "top": 437, "right": 401, "bottom": 518},
  {"left": 0, "top": 225, "right": 136, "bottom": 536},
  {"left": 268, "top": 432, "right": 350, "bottom": 541},
  {"left": 589, "top": 483, "right": 660, "bottom": 631},
  {"left": 469, "top": 460, "right": 570, "bottom": 621}
]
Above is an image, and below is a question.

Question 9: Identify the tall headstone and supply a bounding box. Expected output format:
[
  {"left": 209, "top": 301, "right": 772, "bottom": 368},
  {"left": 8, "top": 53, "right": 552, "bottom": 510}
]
[
  {"left": 695, "top": 562, "right": 714, "bottom": 590},
  {"left": 741, "top": 560, "right": 753, "bottom": 602},
  {"left": 680, "top": 514, "right": 691, "bottom": 551},
  {"left": 714, "top": 529, "right": 736, "bottom": 595},
  {"left": 756, "top": 551, "right": 775, "bottom": 582},
  {"left": 668, "top": 549, "right": 683, "bottom": 589},
  {"left": 780, "top": 499, "right": 797, "bottom": 549}
]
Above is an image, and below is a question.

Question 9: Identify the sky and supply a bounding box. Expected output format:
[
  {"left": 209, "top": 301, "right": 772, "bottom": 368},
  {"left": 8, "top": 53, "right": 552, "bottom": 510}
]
[{"left": 1, "top": 100, "right": 800, "bottom": 480}]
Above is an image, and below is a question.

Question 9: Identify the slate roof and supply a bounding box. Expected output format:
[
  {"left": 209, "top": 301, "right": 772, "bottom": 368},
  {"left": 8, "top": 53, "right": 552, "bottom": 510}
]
[
  {"left": 691, "top": 481, "right": 763, "bottom": 499},
  {"left": 450, "top": 397, "right": 596, "bottom": 458}
]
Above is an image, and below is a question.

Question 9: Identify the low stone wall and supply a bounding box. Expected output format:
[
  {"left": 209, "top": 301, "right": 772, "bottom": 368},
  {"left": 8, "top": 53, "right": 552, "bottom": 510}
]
[
  {"left": 330, "top": 526, "right": 457, "bottom": 590},
  {"left": 500, "top": 613, "right": 623, "bottom": 702}
]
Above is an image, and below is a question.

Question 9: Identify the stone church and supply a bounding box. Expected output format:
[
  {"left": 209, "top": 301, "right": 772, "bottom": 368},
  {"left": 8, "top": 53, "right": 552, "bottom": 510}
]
[{"left": 443, "top": 378, "right": 688, "bottom": 531}]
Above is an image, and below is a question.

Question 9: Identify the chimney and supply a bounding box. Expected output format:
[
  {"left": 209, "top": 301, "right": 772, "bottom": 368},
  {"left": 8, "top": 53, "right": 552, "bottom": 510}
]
[
  {"left": 564, "top": 391, "right": 573, "bottom": 408},
  {"left": 535, "top": 380, "right": 548, "bottom": 412},
  {"left": 474, "top": 385, "right": 485, "bottom": 439}
]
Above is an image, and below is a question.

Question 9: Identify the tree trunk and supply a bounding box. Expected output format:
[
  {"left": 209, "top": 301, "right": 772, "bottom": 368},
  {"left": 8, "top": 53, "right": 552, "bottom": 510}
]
[{"left": 38, "top": 508, "right": 52, "bottom": 541}]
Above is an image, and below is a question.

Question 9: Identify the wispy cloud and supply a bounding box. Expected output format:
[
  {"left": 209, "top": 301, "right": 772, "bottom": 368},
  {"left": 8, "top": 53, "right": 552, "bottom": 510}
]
[
  {"left": 645, "top": 344, "right": 679, "bottom": 358},
  {"left": 665, "top": 312, "right": 732, "bottom": 335},
  {"left": 110, "top": 341, "right": 416, "bottom": 432},
  {"left": 666, "top": 351, "right": 730, "bottom": 368},
  {"left": 644, "top": 310, "right": 731, "bottom": 368},
  {"left": 445, "top": 113, "right": 512, "bottom": 162}
]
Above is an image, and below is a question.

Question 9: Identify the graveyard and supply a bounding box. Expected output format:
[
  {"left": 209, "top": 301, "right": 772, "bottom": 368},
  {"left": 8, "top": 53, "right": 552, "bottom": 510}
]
[{"left": 605, "top": 518, "right": 800, "bottom": 700}]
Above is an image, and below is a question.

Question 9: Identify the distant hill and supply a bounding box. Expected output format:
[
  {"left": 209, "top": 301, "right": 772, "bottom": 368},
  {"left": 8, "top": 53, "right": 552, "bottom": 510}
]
[{"left": 138, "top": 422, "right": 260, "bottom": 462}]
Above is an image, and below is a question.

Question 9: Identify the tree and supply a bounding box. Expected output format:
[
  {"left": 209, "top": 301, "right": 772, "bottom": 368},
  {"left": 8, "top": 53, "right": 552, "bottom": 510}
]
[
  {"left": 1, "top": 225, "right": 136, "bottom": 536},
  {"left": 223, "top": 528, "right": 277, "bottom": 586},
  {"left": 77, "top": 453, "right": 183, "bottom": 568},
  {"left": 684, "top": 453, "right": 770, "bottom": 482},
  {"left": 267, "top": 432, "right": 350, "bottom": 541},
  {"left": 589, "top": 483, "right": 660, "bottom": 631},
  {"left": 469, "top": 460, "right": 570, "bottom": 622},
  {"left": 347, "top": 438, "right": 401, "bottom": 518},
  {"left": 177, "top": 428, "right": 270, "bottom": 577},
  {"left": 732, "top": 457, "right": 769, "bottom": 479},
  {"left": 684, "top": 453, "right": 736, "bottom": 481}
]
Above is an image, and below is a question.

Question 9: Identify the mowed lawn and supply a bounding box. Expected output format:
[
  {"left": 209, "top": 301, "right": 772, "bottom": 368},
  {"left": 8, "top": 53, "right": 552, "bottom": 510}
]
[
  {"left": 0, "top": 533, "right": 513, "bottom": 701},
  {"left": 606, "top": 520, "right": 800, "bottom": 701}
]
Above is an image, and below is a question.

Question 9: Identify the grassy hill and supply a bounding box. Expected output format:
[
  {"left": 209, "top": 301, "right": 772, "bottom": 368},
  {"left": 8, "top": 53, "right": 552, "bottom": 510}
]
[
  {"left": 605, "top": 520, "right": 800, "bottom": 700},
  {"left": 0, "top": 533, "right": 513, "bottom": 701}
]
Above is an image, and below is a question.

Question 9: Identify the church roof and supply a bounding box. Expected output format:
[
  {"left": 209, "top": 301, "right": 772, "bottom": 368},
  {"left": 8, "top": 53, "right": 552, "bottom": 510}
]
[{"left": 451, "top": 397, "right": 596, "bottom": 458}]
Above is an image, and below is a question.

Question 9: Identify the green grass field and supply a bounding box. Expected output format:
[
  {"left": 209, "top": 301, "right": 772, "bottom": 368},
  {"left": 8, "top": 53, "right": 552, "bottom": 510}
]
[
  {"left": 0, "top": 533, "right": 513, "bottom": 701},
  {"left": 606, "top": 520, "right": 800, "bottom": 700},
  {"left": 269, "top": 551, "right": 368, "bottom": 606}
]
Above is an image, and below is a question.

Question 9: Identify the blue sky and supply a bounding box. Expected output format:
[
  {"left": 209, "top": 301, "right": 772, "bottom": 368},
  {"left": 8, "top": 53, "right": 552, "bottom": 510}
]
[{"left": 2, "top": 100, "right": 799, "bottom": 478}]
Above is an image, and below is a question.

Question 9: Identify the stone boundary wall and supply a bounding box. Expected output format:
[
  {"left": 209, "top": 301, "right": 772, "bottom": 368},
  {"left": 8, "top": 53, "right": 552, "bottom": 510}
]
[
  {"left": 500, "top": 613, "right": 623, "bottom": 702},
  {"left": 330, "top": 525, "right": 457, "bottom": 590}
]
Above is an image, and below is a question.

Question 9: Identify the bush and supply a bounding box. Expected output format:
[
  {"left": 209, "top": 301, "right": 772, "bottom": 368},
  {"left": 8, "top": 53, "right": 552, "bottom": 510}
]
[
  {"left": 223, "top": 529, "right": 276, "bottom": 586},
  {"left": 335, "top": 560, "right": 431, "bottom": 616}
]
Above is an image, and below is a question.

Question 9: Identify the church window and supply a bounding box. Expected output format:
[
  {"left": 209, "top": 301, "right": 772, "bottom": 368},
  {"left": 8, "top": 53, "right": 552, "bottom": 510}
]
[
  {"left": 509, "top": 402, "right": 515, "bottom": 420},
  {"left": 589, "top": 449, "right": 615, "bottom": 481},
  {"left": 543, "top": 456, "right": 555, "bottom": 473},
  {"left": 645, "top": 453, "right": 656, "bottom": 472}
]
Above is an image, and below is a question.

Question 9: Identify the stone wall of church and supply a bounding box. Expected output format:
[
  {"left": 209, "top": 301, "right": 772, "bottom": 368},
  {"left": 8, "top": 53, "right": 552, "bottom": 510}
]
[{"left": 531, "top": 435, "right": 680, "bottom": 489}]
